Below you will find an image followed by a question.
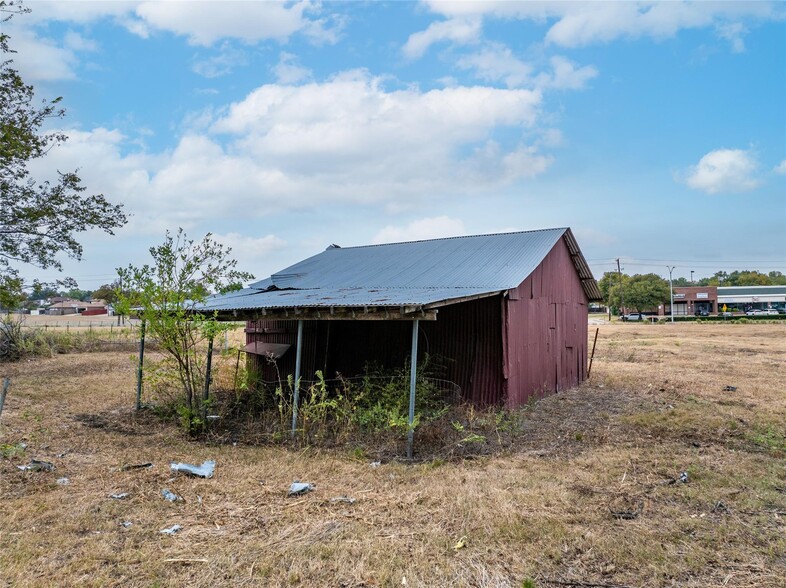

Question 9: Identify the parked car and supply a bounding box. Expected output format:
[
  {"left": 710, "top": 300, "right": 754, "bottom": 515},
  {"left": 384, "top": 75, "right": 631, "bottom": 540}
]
[
  {"left": 622, "top": 313, "right": 648, "bottom": 321},
  {"left": 694, "top": 309, "right": 710, "bottom": 317},
  {"left": 745, "top": 309, "right": 765, "bottom": 316},
  {"left": 764, "top": 309, "right": 779, "bottom": 316}
]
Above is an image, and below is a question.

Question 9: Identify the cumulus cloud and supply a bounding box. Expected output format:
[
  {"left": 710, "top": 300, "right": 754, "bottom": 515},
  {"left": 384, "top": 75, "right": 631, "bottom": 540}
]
[
  {"left": 456, "top": 43, "right": 533, "bottom": 88},
  {"left": 212, "top": 233, "right": 287, "bottom": 274},
  {"left": 272, "top": 52, "right": 312, "bottom": 84},
  {"left": 372, "top": 217, "right": 466, "bottom": 244},
  {"left": 403, "top": 17, "right": 482, "bottom": 59},
  {"left": 774, "top": 159, "right": 786, "bottom": 175},
  {"left": 2, "top": 24, "right": 79, "bottom": 81},
  {"left": 538, "top": 56, "right": 598, "bottom": 90},
  {"left": 25, "top": 72, "right": 552, "bottom": 236},
  {"left": 684, "top": 148, "right": 761, "bottom": 194},
  {"left": 413, "top": 1, "right": 782, "bottom": 54}
]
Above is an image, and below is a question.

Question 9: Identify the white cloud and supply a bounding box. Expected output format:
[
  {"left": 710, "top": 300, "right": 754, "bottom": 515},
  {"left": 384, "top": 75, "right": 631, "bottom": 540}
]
[
  {"left": 403, "top": 17, "right": 482, "bottom": 59},
  {"left": 3, "top": 24, "right": 79, "bottom": 81},
  {"left": 414, "top": 1, "right": 783, "bottom": 53},
  {"left": 25, "top": 72, "right": 553, "bottom": 237},
  {"left": 456, "top": 43, "right": 532, "bottom": 88},
  {"left": 372, "top": 217, "right": 466, "bottom": 244},
  {"left": 538, "top": 56, "right": 598, "bottom": 90},
  {"left": 192, "top": 43, "right": 248, "bottom": 78},
  {"left": 684, "top": 148, "right": 761, "bottom": 194},
  {"left": 212, "top": 233, "right": 286, "bottom": 275},
  {"left": 773, "top": 159, "right": 786, "bottom": 175},
  {"left": 63, "top": 31, "right": 99, "bottom": 53},
  {"left": 272, "top": 52, "right": 312, "bottom": 84}
]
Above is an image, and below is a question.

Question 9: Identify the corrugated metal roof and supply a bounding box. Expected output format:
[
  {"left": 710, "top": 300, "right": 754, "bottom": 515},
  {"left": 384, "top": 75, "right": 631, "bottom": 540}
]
[{"left": 204, "top": 227, "right": 601, "bottom": 311}]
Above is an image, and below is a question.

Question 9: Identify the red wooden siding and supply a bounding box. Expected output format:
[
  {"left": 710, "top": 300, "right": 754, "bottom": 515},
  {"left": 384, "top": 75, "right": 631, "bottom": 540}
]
[{"left": 502, "top": 237, "right": 589, "bottom": 407}]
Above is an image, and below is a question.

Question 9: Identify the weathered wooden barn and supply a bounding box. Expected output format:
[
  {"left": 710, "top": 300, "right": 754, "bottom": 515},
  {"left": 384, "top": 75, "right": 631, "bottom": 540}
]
[{"left": 203, "top": 228, "right": 602, "bottom": 409}]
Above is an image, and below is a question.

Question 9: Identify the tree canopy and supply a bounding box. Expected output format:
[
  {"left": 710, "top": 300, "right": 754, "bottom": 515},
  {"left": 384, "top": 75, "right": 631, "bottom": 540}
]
[{"left": 0, "top": 2, "right": 126, "bottom": 300}]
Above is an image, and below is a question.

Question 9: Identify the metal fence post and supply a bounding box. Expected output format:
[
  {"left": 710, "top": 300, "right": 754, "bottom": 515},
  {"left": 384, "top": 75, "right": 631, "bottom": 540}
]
[
  {"left": 407, "top": 319, "right": 419, "bottom": 460},
  {"left": 291, "top": 319, "right": 304, "bottom": 438},
  {"left": 135, "top": 320, "right": 146, "bottom": 410}
]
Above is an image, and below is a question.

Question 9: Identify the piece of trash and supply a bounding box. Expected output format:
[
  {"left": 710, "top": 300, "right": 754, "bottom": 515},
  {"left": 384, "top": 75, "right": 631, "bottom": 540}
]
[
  {"left": 120, "top": 521, "right": 133, "bottom": 528},
  {"left": 453, "top": 536, "right": 467, "bottom": 551},
  {"left": 370, "top": 461, "right": 381, "bottom": 468},
  {"left": 161, "top": 489, "right": 183, "bottom": 502},
  {"left": 56, "top": 449, "right": 69, "bottom": 458},
  {"left": 110, "top": 492, "right": 131, "bottom": 500},
  {"left": 288, "top": 482, "right": 315, "bottom": 496},
  {"left": 122, "top": 462, "right": 153, "bottom": 471},
  {"left": 712, "top": 501, "right": 729, "bottom": 513},
  {"left": 330, "top": 496, "right": 356, "bottom": 504},
  {"left": 206, "top": 415, "right": 220, "bottom": 421},
  {"left": 17, "top": 459, "right": 54, "bottom": 472},
  {"left": 679, "top": 471, "right": 689, "bottom": 484},
  {"left": 170, "top": 460, "right": 215, "bottom": 479},
  {"left": 160, "top": 524, "right": 183, "bottom": 535},
  {"left": 722, "top": 385, "right": 737, "bottom": 392},
  {"left": 56, "top": 477, "right": 70, "bottom": 485}
]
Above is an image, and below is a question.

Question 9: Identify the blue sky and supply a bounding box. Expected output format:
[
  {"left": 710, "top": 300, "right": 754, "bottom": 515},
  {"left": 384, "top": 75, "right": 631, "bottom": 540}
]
[{"left": 7, "top": 0, "right": 786, "bottom": 289}]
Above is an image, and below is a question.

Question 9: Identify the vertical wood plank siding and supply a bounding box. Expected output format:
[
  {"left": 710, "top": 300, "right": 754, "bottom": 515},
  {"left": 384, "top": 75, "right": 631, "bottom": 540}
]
[
  {"left": 502, "top": 237, "right": 589, "bottom": 407},
  {"left": 244, "top": 236, "right": 589, "bottom": 407}
]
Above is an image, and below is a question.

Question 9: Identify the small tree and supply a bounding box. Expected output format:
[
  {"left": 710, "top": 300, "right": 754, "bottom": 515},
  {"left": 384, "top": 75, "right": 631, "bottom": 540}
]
[
  {"left": 626, "top": 273, "right": 670, "bottom": 313},
  {"left": 116, "top": 229, "right": 253, "bottom": 414}
]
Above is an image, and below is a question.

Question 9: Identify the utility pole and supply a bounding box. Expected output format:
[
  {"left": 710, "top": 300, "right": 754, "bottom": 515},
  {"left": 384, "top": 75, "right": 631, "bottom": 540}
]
[
  {"left": 690, "top": 270, "right": 694, "bottom": 285},
  {"left": 667, "top": 266, "right": 676, "bottom": 323},
  {"left": 616, "top": 258, "right": 625, "bottom": 318}
]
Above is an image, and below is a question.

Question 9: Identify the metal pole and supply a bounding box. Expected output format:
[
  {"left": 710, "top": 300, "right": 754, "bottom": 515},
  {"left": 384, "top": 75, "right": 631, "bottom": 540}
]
[
  {"left": 667, "top": 266, "right": 675, "bottom": 323},
  {"left": 0, "top": 377, "right": 10, "bottom": 421},
  {"left": 135, "top": 320, "right": 146, "bottom": 410},
  {"left": 616, "top": 258, "right": 625, "bottom": 318},
  {"left": 587, "top": 328, "right": 600, "bottom": 377},
  {"left": 203, "top": 335, "right": 214, "bottom": 421},
  {"left": 291, "top": 319, "right": 304, "bottom": 438},
  {"left": 406, "top": 319, "right": 419, "bottom": 460}
]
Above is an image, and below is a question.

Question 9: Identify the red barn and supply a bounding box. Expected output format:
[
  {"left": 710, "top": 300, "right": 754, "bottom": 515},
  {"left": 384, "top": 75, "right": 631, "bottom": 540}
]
[{"left": 204, "top": 228, "right": 601, "bottom": 408}]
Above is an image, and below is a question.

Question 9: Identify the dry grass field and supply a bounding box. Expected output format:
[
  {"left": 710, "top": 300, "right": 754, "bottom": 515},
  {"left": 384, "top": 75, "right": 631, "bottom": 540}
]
[{"left": 1, "top": 322, "right": 785, "bottom": 587}]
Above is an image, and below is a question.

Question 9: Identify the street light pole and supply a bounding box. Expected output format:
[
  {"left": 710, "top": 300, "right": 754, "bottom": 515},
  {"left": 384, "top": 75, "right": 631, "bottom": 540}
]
[{"left": 667, "top": 266, "right": 675, "bottom": 323}]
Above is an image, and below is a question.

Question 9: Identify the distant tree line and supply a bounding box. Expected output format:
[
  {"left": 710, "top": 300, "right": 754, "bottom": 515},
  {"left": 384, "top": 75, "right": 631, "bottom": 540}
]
[{"left": 596, "top": 269, "right": 786, "bottom": 315}]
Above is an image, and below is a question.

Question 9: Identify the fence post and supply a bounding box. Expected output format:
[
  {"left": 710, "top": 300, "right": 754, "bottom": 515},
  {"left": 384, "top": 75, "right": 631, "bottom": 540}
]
[
  {"left": 202, "top": 336, "right": 214, "bottom": 423},
  {"left": 407, "top": 319, "right": 419, "bottom": 460},
  {"left": 136, "top": 320, "right": 146, "bottom": 410},
  {"left": 0, "top": 378, "right": 10, "bottom": 421}
]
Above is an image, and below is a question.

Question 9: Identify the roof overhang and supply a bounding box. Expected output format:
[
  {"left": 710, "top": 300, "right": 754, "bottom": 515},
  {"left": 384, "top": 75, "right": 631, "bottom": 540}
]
[{"left": 562, "top": 229, "right": 603, "bottom": 302}]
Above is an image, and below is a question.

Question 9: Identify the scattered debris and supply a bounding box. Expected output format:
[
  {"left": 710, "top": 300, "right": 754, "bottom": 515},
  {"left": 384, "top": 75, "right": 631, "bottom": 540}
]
[
  {"left": 56, "top": 477, "right": 70, "bottom": 485},
  {"left": 161, "top": 489, "right": 183, "bottom": 502},
  {"left": 206, "top": 415, "right": 220, "bottom": 421},
  {"left": 370, "top": 461, "right": 381, "bottom": 468},
  {"left": 120, "top": 521, "right": 133, "bottom": 528},
  {"left": 122, "top": 462, "right": 153, "bottom": 471},
  {"left": 453, "top": 536, "right": 467, "bottom": 551},
  {"left": 330, "top": 496, "right": 356, "bottom": 504},
  {"left": 722, "top": 385, "right": 737, "bottom": 392},
  {"left": 712, "top": 501, "right": 729, "bottom": 513},
  {"left": 170, "top": 460, "right": 215, "bottom": 478},
  {"left": 288, "top": 481, "right": 315, "bottom": 496},
  {"left": 110, "top": 492, "right": 131, "bottom": 500},
  {"left": 159, "top": 524, "right": 183, "bottom": 535},
  {"left": 17, "top": 459, "right": 54, "bottom": 472},
  {"left": 665, "top": 471, "right": 690, "bottom": 485}
]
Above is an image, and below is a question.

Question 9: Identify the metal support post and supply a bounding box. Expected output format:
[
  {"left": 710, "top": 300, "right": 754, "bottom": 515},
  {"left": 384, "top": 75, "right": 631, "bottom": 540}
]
[
  {"left": 667, "top": 266, "right": 675, "bottom": 323},
  {"left": 406, "top": 319, "right": 419, "bottom": 460},
  {"left": 203, "top": 335, "right": 214, "bottom": 421},
  {"left": 291, "top": 319, "right": 304, "bottom": 438},
  {"left": 135, "top": 320, "right": 146, "bottom": 410}
]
